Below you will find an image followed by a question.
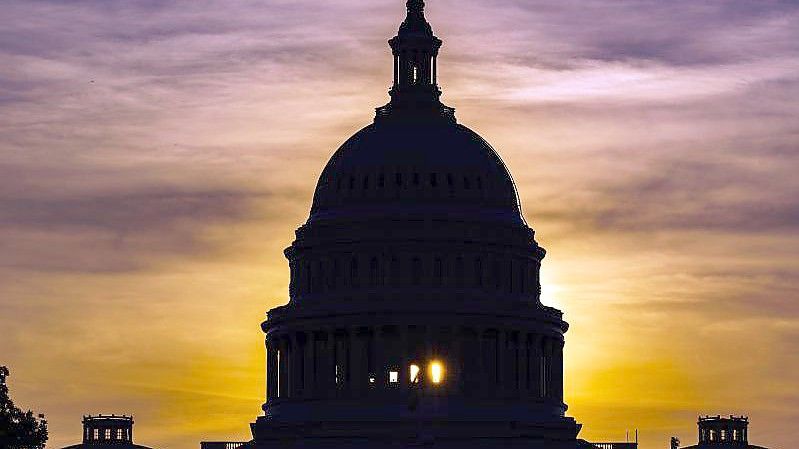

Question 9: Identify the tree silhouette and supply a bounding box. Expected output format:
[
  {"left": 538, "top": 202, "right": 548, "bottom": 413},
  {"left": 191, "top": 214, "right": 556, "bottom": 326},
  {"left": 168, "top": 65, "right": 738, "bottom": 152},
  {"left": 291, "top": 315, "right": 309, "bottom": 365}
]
[{"left": 0, "top": 366, "right": 48, "bottom": 449}]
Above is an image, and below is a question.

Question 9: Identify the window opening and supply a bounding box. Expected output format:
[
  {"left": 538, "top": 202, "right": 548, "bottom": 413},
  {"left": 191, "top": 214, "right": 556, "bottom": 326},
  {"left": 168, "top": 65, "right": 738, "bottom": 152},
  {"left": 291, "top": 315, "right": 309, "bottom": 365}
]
[
  {"left": 410, "top": 364, "right": 421, "bottom": 383},
  {"left": 429, "top": 361, "right": 444, "bottom": 384}
]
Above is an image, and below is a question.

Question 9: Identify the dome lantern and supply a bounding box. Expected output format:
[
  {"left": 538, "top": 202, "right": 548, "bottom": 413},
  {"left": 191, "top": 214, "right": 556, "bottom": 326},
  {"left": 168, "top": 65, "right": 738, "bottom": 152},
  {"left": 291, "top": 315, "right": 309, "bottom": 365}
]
[{"left": 380, "top": 0, "right": 453, "bottom": 121}]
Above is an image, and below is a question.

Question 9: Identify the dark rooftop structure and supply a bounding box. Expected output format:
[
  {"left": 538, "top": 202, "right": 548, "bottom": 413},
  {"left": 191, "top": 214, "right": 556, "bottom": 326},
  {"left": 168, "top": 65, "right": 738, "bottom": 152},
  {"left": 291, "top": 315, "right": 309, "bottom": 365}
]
[
  {"left": 679, "top": 415, "right": 769, "bottom": 449},
  {"left": 61, "top": 415, "right": 156, "bottom": 449}
]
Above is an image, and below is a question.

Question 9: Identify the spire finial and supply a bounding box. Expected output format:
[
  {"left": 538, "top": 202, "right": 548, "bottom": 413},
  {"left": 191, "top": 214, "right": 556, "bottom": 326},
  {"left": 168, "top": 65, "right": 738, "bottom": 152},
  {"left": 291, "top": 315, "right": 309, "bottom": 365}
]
[{"left": 407, "top": 0, "right": 424, "bottom": 15}]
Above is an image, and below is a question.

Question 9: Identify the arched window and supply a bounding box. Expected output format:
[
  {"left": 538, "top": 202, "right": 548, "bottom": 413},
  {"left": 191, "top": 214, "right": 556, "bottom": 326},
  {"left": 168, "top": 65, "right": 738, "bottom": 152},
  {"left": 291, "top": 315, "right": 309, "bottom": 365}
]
[
  {"left": 474, "top": 258, "right": 483, "bottom": 287},
  {"left": 507, "top": 260, "right": 514, "bottom": 293},
  {"left": 332, "top": 259, "right": 342, "bottom": 289},
  {"left": 390, "top": 256, "right": 400, "bottom": 286},
  {"left": 370, "top": 257, "right": 380, "bottom": 286},
  {"left": 316, "top": 260, "right": 324, "bottom": 291},
  {"left": 412, "top": 257, "right": 422, "bottom": 285},
  {"left": 350, "top": 258, "right": 359, "bottom": 287}
]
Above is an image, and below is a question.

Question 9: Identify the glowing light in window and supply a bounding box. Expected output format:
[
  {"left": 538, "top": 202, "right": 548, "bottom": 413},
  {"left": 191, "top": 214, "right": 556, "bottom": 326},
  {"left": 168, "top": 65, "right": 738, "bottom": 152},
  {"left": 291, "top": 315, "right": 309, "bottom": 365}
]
[
  {"left": 429, "top": 361, "right": 444, "bottom": 384},
  {"left": 410, "top": 364, "right": 421, "bottom": 383},
  {"left": 389, "top": 371, "right": 399, "bottom": 383}
]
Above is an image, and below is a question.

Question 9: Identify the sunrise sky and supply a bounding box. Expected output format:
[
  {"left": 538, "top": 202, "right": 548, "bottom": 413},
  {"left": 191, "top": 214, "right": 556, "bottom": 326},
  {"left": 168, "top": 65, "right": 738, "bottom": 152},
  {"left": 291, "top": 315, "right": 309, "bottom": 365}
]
[{"left": 1, "top": 1, "right": 797, "bottom": 448}]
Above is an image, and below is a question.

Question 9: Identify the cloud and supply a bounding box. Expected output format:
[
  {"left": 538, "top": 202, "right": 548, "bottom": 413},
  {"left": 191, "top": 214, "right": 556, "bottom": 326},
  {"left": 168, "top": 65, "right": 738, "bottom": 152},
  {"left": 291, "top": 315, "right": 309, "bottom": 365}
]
[
  {"left": 0, "top": 186, "right": 268, "bottom": 273},
  {"left": 1, "top": 1, "right": 798, "bottom": 449}
]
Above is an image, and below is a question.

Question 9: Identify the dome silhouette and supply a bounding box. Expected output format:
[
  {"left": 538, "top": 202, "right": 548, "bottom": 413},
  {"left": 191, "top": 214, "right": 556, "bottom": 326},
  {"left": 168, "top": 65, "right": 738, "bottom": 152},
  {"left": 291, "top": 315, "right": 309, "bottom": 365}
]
[
  {"left": 251, "top": 1, "right": 581, "bottom": 448},
  {"left": 309, "top": 120, "right": 523, "bottom": 226}
]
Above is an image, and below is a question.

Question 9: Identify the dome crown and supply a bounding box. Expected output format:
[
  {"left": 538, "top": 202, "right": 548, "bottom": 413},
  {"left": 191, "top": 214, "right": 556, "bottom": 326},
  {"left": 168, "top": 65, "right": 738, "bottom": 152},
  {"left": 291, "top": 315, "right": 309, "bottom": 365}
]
[{"left": 307, "top": 0, "right": 523, "bottom": 227}]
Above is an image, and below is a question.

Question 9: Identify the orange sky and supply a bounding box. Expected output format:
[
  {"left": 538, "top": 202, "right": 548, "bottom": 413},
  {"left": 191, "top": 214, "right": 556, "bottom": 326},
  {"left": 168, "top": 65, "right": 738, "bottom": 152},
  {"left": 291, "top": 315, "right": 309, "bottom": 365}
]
[{"left": 1, "top": 1, "right": 798, "bottom": 449}]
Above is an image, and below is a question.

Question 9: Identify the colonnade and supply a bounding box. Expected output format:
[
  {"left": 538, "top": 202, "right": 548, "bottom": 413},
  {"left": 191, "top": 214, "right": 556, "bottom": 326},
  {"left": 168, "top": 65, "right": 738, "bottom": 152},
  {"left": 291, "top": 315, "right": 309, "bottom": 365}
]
[
  {"left": 700, "top": 425, "right": 748, "bottom": 443},
  {"left": 265, "top": 325, "right": 563, "bottom": 404}
]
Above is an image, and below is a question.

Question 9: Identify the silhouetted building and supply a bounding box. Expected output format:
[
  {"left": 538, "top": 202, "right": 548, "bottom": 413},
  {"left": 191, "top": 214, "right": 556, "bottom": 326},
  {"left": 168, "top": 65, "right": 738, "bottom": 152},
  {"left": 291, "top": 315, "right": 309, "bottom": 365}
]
[
  {"left": 678, "top": 416, "right": 769, "bottom": 449},
  {"left": 62, "top": 415, "right": 156, "bottom": 449},
  {"left": 248, "top": 1, "right": 586, "bottom": 448},
  {"left": 199, "top": 443, "right": 250, "bottom": 449},
  {"left": 588, "top": 443, "right": 638, "bottom": 449}
]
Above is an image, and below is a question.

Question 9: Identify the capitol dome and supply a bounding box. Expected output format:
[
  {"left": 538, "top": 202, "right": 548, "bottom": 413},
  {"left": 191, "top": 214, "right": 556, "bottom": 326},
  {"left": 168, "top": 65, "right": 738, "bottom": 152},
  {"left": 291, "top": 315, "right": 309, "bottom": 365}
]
[
  {"left": 252, "top": 1, "right": 582, "bottom": 447},
  {"left": 309, "top": 120, "right": 523, "bottom": 226}
]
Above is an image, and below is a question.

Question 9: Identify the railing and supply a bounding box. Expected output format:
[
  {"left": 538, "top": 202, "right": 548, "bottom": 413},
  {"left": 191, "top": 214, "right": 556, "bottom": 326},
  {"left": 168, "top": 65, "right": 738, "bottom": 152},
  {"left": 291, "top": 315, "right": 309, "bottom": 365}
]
[
  {"left": 592, "top": 443, "right": 638, "bottom": 449},
  {"left": 200, "top": 441, "right": 251, "bottom": 449}
]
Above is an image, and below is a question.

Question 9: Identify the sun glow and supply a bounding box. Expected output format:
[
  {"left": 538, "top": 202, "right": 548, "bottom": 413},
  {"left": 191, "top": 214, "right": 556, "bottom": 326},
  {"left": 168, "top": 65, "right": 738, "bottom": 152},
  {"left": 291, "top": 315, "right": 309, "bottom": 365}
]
[{"left": 429, "top": 361, "right": 444, "bottom": 384}]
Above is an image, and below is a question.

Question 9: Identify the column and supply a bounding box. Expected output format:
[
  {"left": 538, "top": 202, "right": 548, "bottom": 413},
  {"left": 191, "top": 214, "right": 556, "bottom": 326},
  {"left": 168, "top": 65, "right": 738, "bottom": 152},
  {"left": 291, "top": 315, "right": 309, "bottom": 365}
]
[
  {"left": 327, "top": 329, "right": 337, "bottom": 397},
  {"left": 350, "top": 328, "right": 366, "bottom": 396},
  {"left": 518, "top": 332, "right": 528, "bottom": 398},
  {"left": 394, "top": 56, "right": 399, "bottom": 85},
  {"left": 477, "top": 327, "right": 486, "bottom": 395},
  {"left": 400, "top": 326, "right": 410, "bottom": 393},
  {"left": 290, "top": 333, "right": 302, "bottom": 397},
  {"left": 543, "top": 338, "right": 553, "bottom": 399},
  {"left": 266, "top": 340, "right": 278, "bottom": 402},
  {"left": 530, "top": 334, "right": 542, "bottom": 399},
  {"left": 278, "top": 337, "right": 289, "bottom": 399},
  {"left": 304, "top": 332, "right": 315, "bottom": 399},
  {"left": 509, "top": 331, "right": 519, "bottom": 395},
  {"left": 463, "top": 327, "right": 478, "bottom": 395},
  {"left": 373, "top": 326, "right": 384, "bottom": 392},
  {"left": 497, "top": 329, "right": 507, "bottom": 396},
  {"left": 553, "top": 339, "right": 564, "bottom": 403}
]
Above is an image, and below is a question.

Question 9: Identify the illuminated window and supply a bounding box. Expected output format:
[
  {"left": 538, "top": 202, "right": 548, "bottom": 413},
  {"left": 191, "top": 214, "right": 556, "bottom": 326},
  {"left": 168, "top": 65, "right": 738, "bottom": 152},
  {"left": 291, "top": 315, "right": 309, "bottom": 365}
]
[
  {"left": 412, "top": 65, "right": 419, "bottom": 84},
  {"left": 429, "top": 361, "right": 444, "bottom": 384},
  {"left": 410, "top": 364, "right": 420, "bottom": 383},
  {"left": 369, "top": 375, "right": 375, "bottom": 384},
  {"left": 117, "top": 429, "right": 124, "bottom": 440},
  {"left": 104, "top": 429, "right": 111, "bottom": 439},
  {"left": 389, "top": 371, "right": 399, "bottom": 383},
  {"left": 93, "top": 429, "right": 99, "bottom": 440}
]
